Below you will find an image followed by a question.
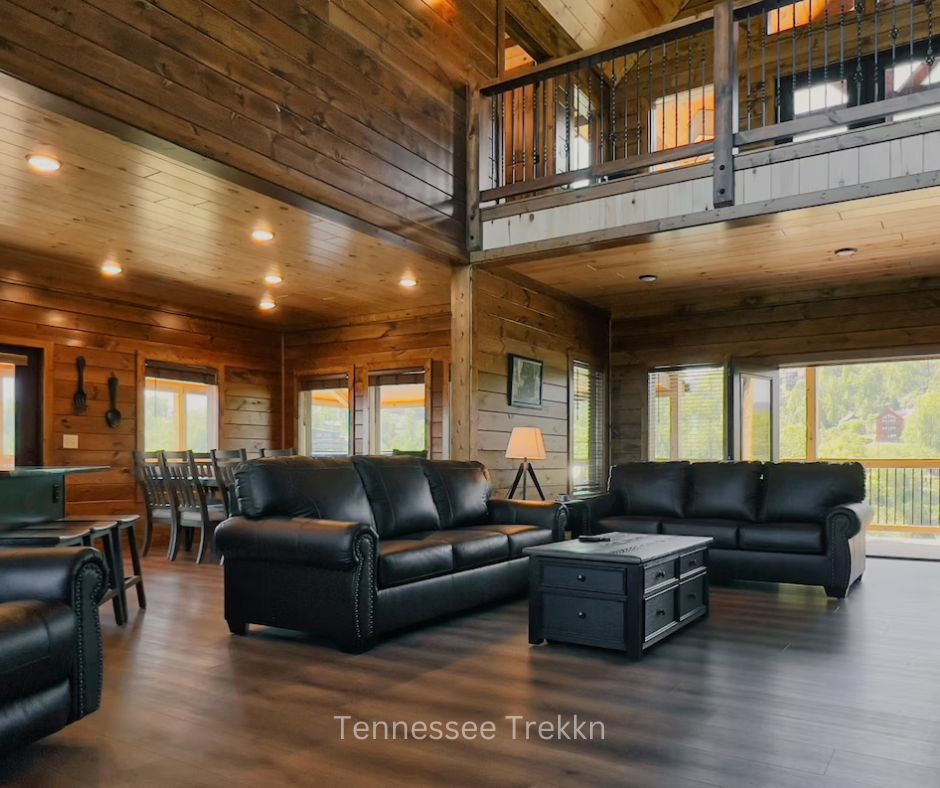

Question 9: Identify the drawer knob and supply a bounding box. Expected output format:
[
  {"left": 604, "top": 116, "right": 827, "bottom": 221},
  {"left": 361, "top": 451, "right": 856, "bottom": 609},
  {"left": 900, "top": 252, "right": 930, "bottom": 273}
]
[
  {"left": 655, "top": 571, "right": 666, "bottom": 580},
  {"left": 688, "top": 592, "right": 697, "bottom": 601},
  {"left": 656, "top": 609, "right": 667, "bottom": 617},
  {"left": 577, "top": 574, "right": 586, "bottom": 582},
  {"left": 577, "top": 611, "right": 586, "bottom": 619},
  {"left": 688, "top": 559, "right": 698, "bottom": 567}
]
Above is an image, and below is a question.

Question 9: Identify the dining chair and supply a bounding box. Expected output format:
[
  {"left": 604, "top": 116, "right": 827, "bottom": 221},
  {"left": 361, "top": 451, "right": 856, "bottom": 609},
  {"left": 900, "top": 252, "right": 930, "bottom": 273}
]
[
  {"left": 160, "top": 451, "right": 225, "bottom": 564},
  {"left": 260, "top": 448, "right": 297, "bottom": 457},
  {"left": 133, "top": 450, "right": 175, "bottom": 557},
  {"left": 192, "top": 451, "right": 223, "bottom": 509},
  {"left": 211, "top": 448, "right": 248, "bottom": 518}
]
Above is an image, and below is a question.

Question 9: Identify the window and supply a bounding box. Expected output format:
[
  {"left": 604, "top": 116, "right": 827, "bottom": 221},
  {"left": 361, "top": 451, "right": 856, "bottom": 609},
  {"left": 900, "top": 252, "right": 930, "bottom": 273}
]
[
  {"left": 570, "top": 360, "right": 606, "bottom": 494},
  {"left": 369, "top": 371, "right": 427, "bottom": 456},
  {"left": 767, "top": 1, "right": 854, "bottom": 36},
  {"left": 298, "top": 375, "right": 351, "bottom": 456},
  {"left": 650, "top": 84, "right": 715, "bottom": 171},
  {"left": 0, "top": 363, "right": 15, "bottom": 467},
  {"left": 144, "top": 363, "right": 219, "bottom": 452},
  {"left": 648, "top": 366, "right": 726, "bottom": 461},
  {"left": 887, "top": 59, "right": 940, "bottom": 122},
  {"left": 792, "top": 79, "right": 849, "bottom": 141}
]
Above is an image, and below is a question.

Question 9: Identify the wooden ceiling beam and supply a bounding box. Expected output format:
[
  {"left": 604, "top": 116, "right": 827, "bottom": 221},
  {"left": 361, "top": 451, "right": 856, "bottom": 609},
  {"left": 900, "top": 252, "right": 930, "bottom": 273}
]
[{"left": 505, "top": 0, "right": 581, "bottom": 62}]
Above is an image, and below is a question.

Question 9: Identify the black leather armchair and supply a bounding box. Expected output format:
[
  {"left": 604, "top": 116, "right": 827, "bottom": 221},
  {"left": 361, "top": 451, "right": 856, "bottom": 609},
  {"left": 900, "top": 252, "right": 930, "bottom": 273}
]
[
  {"left": 0, "top": 547, "right": 107, "bottom": 754},
  {"left": 216, "top": 456, "right": 566, "bottom": 651}
]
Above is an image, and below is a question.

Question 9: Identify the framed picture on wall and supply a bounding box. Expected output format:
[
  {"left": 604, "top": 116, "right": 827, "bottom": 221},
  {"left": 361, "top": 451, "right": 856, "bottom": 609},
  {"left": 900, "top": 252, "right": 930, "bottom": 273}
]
[{"left": 508, "top": 354, "right": 543, "bottom": 409}]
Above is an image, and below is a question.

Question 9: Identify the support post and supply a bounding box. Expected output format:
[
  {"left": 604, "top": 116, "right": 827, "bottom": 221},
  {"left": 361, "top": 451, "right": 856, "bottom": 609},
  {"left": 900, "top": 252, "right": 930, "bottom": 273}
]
[
  {"left": 713, "top": 0, "right": 738, "bottom": 208},
  {"left": 467, "top": 85, "right": 485, "bottom": 253},
  {"left": 450, "top": 266, "right": 475, "bottom": 460}
]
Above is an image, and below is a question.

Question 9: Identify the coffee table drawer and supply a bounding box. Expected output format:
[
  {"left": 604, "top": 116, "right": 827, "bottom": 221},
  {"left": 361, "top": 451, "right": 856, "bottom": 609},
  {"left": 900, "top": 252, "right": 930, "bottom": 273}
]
[
  {"left": 644, "top": 588, "right": 677, "bottom": 639},
  {"left": 679, "top": 575, "right": 706, "bottom": 619},
  {"left": 541, "top": 563, "right": 624, "bottom": 594},
  {"left": 644, "top": 560, "right": 677, "bottom": 590},
  {"left": 680, "top": 550, "right": 706, "bottom": 576},
  {"left": 542, "top": 594, "right": 624, "bottom": 642}
]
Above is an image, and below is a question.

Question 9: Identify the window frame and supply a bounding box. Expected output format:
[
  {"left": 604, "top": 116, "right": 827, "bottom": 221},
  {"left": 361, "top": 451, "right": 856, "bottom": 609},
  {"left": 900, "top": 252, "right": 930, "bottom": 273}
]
[
  {"left": 568, "top": 353, "right": 608, "bottom": 496},
  {"left": 142, "top": 376, "right": 219, "bottom": 453},
  {"left": 366, "top": 365, "right": 430, "bottom": 457},
  {"left": 646, "top": 364, "right": 728, "bottom": 462},
  {"left": 297, "top": 371, "right": 354, "bottom": 457},
  {"left": 0, "top": 363, "right": 15, "bottom": 467}
]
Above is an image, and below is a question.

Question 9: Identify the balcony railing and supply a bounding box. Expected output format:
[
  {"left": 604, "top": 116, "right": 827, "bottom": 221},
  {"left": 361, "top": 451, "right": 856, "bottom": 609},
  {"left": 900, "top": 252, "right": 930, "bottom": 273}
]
[
  {"left": 471, "top": 0, "right": 940, "bottom": 217},
  {"left": 861, "top": 460, "right": 940, "bottom": 534}
]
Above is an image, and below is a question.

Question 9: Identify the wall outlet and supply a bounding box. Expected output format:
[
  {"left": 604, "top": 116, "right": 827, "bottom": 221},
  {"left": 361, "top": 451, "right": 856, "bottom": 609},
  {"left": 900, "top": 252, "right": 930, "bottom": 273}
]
[{"left": 63, "top": 434, "right": 79, "bottom": 449}]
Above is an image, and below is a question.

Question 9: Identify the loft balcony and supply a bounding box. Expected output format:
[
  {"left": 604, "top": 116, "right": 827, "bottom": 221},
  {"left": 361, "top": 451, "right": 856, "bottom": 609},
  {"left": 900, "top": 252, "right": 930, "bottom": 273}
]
[{"left": 469, "top": 0, "right": 940, "bottom": 262}]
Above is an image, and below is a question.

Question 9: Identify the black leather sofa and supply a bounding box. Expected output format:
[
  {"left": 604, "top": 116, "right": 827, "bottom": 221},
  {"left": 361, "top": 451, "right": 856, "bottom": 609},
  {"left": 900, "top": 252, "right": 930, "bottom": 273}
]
[
  {"left": 0, "top": 547, "right": 107, "bottom": 754},
  {"left": 215, "top": 456, "right": 567, "bottom": 651},
  {"left": 587, "top": 462, "right": 872, "bottom": 598}
]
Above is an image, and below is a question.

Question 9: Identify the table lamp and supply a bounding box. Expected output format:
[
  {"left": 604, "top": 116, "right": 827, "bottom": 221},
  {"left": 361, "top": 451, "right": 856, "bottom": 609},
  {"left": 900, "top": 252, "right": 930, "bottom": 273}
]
[{"left": 505, "top": 426, "right": 547, "bottom": 500}]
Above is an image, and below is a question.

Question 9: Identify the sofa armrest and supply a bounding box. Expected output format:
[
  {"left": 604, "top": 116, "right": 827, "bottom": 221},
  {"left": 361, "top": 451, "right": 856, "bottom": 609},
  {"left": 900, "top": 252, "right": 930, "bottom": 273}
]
[
  {"left": 582, "top": 492, "right": 618, "bottom": 533},
  {"left": 215, "top": 516, "right": 378, "bottom": 569},
  {"left": 487, "top": 499, "right": 567, "bottom": 541},
  {"left": 0, "top": 547, "right": 107, "bottom": 721},
  {"left": 826, "top": 502, "right": 874, "bottom": 540}
]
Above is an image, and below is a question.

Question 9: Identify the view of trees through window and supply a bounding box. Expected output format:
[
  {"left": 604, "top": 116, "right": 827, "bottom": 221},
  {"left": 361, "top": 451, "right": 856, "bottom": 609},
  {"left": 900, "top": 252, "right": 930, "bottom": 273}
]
[
  {"left": 0, "top": 364, "right": 15, "bottom": 465},
  {"left": 372, "top": 381, "right": 426, "bottom": 455},
  {"left": 300, "top": 387, "right": 350, "bottom": 456},
  {"left": 649, "top": 367, "right": 725, "bottom": 461},
  {"left": 144, "top": 378, "right": 216, "bottom": 452}
]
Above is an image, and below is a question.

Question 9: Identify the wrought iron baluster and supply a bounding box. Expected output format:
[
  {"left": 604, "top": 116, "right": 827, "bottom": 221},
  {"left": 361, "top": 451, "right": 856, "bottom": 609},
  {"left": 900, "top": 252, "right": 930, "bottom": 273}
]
[
  {"left": 521, "top": 85, "right": 526, "bottom": 182},
  {"left": 565, "top": 71, "right": 571, "bottom": 173},
  {"left": 746, "top": 11, "right": 753, "bottom": 131},
  {"left": 855, "top": 1, "right": 865, "bottom": 107},
  {"left": 761, "top": 9, "right": 768, "bottom": 127}
]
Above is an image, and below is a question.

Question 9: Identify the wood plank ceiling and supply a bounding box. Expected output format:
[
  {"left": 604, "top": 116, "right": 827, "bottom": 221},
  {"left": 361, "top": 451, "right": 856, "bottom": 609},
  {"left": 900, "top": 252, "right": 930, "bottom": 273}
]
[
  {"left": 537, "top": 0, "right": 689, "bottom": 49},
  {"left": 0, "top": 81, "right": 452, "bottom": 328},
  {"left": 507, "top": 185, "right": 940, "bottom": 318}
]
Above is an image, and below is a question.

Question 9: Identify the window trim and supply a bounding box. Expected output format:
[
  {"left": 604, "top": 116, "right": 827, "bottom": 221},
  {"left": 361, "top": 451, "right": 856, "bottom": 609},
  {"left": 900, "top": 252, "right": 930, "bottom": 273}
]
[
  {"left": 568, "top": 352, "right": 608, "bottom": 496},
  {"left": 0, "top": 363, "right": 15, "bottom": 466},
  {"left": 143, "top": 376, "right": 219, "bottom": 453},
  {"left": 646, "top": 364, "right": 728, "bottom": 462},
  {"left": 367, "top": 366, "right": 430, "bottom": 457},
  {"left": 297, "top": 371, "right": 354, "bottom": 457}
]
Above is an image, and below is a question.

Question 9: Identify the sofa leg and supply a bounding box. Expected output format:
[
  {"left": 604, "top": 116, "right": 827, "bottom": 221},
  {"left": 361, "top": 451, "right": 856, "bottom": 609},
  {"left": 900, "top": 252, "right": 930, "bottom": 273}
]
[
  {"left": 228, "top": 620, "right": 248, "bottom": 636},
  {"left": 336, "top": 636, "right": 374, "bottom": 654},
  {"left": 825, "top": 585, "right": 848, "bottom": 599}
]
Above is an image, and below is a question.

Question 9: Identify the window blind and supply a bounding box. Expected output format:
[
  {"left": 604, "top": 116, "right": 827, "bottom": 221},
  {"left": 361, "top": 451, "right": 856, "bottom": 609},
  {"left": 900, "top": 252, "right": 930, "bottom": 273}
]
[
  {"left": 648, "top": 366, "right": 726, "bottom": 461},
  {"left": 299, "top": 373, "right": 349, "bottom": 392},
  {"left": 145, "top": 361, "right": 218, "bottom": 387},
  {"left": 571, "top": 360, "right": 606, "bottom": 494},
  {"left": 369, "top": 369, "right": 425, "bottom": 387}
]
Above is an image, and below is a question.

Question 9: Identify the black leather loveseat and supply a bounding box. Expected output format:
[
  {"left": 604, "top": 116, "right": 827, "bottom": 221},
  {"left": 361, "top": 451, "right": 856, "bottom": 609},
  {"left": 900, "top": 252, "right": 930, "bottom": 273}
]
[
  {"left": 586, "top": 462, "right": 872, "bottom": 598},
  {"left": 0, "top": 547, "right": 107, "bottom": 754},
  {"left": 215, "top": 456, "right": 566, "bottom": 651}
]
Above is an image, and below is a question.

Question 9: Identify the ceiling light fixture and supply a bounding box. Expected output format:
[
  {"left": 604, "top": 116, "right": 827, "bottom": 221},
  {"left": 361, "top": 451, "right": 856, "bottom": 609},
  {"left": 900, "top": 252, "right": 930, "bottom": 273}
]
[
  {"left": 100, "top": 261, "right": 124, "bottom": 277},
  {"left": 263, "top": 273, "right": 284, "bottom": 286},
  {"left": 251, "top": 228, "right": 275, "bottom": 243},
  {"left": 259, "top": 294, "right": 277, "bottom": 311},
  {"left": 638, "top": 274, "right": 658, "bottom": 283},
  {"left": 835, "top": 247, "right": 858, "bottom": 257},
  {"left": 26, "top": 153, "right": 61, "bottom": 173},
  {"left": 399, "top": 277, "right": 418, "bottom": 288}
]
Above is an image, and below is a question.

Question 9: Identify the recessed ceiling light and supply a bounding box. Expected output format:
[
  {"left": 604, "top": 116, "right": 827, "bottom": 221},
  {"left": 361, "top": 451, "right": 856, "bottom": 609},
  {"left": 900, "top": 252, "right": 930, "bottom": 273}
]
[
  {"left": 259, "top": 294, "right": 277, "bottom": 311},
  {"left": 251, "top": 228, "right": 275, "bottom": 242},
  {"left": 263, "top": 273, "right": 283, "bottom": 286},
  {"left": 638, "top": 274, "right": 658, "bottom": 283},
  {"left": 399, "top": 277, "right": 418, "bottom": 288},
  {"left": 26, "top": 153, "right": 61, "bottom": 173},
  {"left": 100, "top": 261, "right": 124, "bottom": 277},
  {"left": 835, "top": 247, "right": 858, "bottom": 257}
]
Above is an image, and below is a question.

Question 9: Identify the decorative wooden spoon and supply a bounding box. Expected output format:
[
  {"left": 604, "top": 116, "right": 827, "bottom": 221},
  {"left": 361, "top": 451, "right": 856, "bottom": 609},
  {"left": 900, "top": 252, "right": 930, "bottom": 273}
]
[
  {"left": 105, "top": 374, "right": 122, "bottom": 428},
  {"left": 73, "top": 357, "right": 88, "bottom": 414}
]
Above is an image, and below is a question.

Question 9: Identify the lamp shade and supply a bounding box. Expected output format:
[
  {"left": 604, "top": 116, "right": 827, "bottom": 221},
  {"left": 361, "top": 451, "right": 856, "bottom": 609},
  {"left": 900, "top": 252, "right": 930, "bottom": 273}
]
[{"left": 505, "top": 427, "right": 547, "bottom": 461}]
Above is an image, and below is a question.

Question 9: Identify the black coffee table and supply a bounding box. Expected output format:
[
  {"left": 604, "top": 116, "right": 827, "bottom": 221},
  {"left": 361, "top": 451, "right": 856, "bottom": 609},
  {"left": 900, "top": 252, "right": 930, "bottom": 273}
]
[{"left": 524, "top": 533, "right": 712, "bottom": 659}]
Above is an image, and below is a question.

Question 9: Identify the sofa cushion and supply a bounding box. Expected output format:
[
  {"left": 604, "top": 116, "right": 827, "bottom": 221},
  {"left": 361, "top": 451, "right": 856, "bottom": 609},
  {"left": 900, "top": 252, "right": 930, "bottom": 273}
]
[
  {"left": 353, "top": 456, "right": 440, "bottom": 538},
  {"left": 415, "top": 529, "right": 510, "bottom": 569},
  {"left": 609, "top": 463, "right": 689, "bottom": 518},
  {"left": 378, "top": 540, "right": 454, "bottom": 588},
  {"left": 739, "top": 522, "right": 825, "bottom": 554},
  {"left": 595, "top": 516, "right": 662, "bottom": 535},
  {"left": 688, "top": 462, "right": 763, "bottom": 522},
  {"left": 0, "top": 600, "right": 75, "bottom": 706},
  {"left": 424, "top": 460, "right": 491, "bottom": 529},
  {"left": 660, "top": 518, "right": 740, "bottom": 549},
  {"left": 761, "top": 462, "right": 865, "bottom": 523},
  {"left": 470, "top": 524, "right": 553, "bottom": 557},
  {"left": 234, "top": 457, "right": 375, "bottom": 528}
]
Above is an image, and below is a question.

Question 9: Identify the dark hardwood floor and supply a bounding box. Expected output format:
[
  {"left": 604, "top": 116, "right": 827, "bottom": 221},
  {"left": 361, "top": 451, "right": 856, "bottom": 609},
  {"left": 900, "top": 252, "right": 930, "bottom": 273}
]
[{"left": 3, "top": 556, "right": 940, "bottom": 787}]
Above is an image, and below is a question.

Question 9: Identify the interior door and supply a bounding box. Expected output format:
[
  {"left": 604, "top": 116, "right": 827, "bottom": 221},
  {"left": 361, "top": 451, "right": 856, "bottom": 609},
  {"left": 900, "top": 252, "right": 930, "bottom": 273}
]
[{"left": 728, "top": 360, "right": 780, "bottom": 462}]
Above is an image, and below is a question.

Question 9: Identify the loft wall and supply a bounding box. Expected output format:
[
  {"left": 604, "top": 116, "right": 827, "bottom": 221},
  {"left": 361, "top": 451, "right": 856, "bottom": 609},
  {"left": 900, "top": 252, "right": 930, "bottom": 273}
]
[
  {"left": 283, "top": 309, "right": 452, "bottom": 459},
  {"left": 609, "top": 277, "right": 940, "bottom": 463},
  {"left": 0, "top": 0, "right": 499, "bottom": 261},
  {"left": 0, "top": 274, "right": 281, "bottom": 517},
  {"left": 453, "top": 269, "right": 609, "bottom": 498}
]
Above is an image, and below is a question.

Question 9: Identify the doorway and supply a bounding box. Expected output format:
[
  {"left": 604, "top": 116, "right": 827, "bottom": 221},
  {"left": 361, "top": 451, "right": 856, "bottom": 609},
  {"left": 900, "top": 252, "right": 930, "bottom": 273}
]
[{"left": 0, "top": 345, "right": 44, "bottom": 467}]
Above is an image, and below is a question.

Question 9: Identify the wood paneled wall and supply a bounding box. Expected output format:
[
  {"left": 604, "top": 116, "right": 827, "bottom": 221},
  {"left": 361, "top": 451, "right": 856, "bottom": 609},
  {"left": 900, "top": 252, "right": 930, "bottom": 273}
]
[
  {"left": 283, "top": 309, "right": 452, "bottom": 459},
  {"left": 0, "top": 277, "right": 281, "bottom": 517},
  {"left": 609, "top": 277, "right": 940, "bottom": 463},
  {"left": 455, "top": 270, "right": 609, "bottom": 498},
  {"left": 0, "top": 0, "right": 499, "bottom": 261}
]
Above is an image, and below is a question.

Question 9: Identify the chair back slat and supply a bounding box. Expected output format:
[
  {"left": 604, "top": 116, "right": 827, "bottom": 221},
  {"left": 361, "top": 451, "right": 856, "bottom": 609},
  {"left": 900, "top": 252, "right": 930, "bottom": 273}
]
[
  {"left": 211, "top": 448, "right": 248, "bottom": 517},
  {"left": 161, "top": 451, "right": 207, "bottom": 512},
  {"left": 261, "top": 448, "right": 297, "bottom": 458},
  {"left": 192, "top": 452, "right": 215, "bottom": 481},
  {"left": 133, "top": 451, "right": 173, "bottom": 509}
]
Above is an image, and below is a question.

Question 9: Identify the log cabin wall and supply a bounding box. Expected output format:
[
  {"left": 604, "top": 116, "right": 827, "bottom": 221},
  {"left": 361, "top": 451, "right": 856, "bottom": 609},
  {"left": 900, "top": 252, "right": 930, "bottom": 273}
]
[
  {"left": 609, "top": 277, "right": 940, "bottom": 463},
  {"left": 283, "top": 310, "right": 452, "bottom": 459},
  {"left": 0, "top": 0, "right": 500, "bottom": 262},
  {"left": 463, "top": 270, "right": 609, "bottom": 498},
  {"left": 0, "top": 277, "right": 281, "bottom": 518}
]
